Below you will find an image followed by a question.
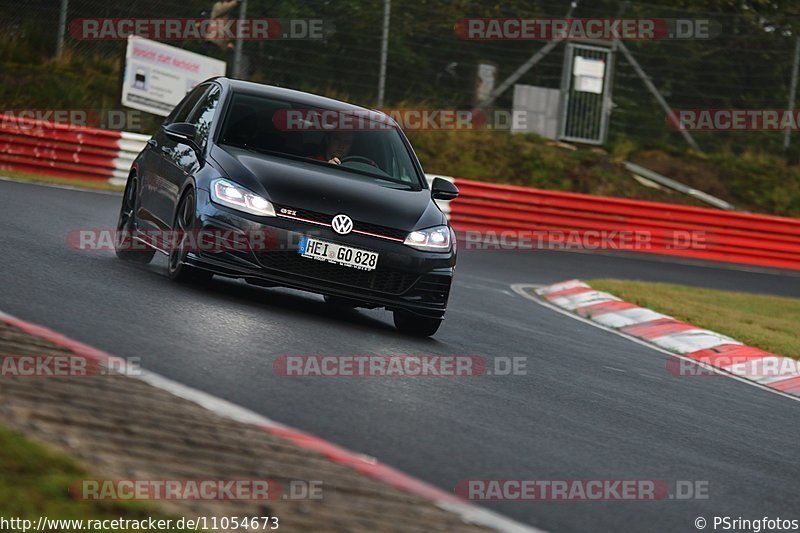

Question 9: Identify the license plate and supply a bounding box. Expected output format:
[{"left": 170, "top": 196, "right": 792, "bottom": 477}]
[{"left": 298, "top": 236, "right": 379, "bottom": 271}]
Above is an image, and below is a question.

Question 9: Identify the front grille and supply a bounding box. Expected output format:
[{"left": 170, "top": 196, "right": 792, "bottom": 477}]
[
  {"left": 275, "top": 204, "right": 407, "bottom": 240},
  {"left": 352, "top": 221, "right": 407, "bottom": 240},
  {"left": 255, "top": 251, "right": 418, "bottom": 294}
]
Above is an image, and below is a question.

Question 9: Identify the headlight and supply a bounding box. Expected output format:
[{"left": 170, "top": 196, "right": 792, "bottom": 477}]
[
  {"left": 210, "top": 179, "right": 275, "bottom": 217},
  {"left": 404, "top": 225, "right": 451, "bottom": 251}
]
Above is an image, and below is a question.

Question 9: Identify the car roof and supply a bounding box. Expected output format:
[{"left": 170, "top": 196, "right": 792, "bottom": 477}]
[{"left": 214, "top": 77, "right": 393, "bottom": 124}]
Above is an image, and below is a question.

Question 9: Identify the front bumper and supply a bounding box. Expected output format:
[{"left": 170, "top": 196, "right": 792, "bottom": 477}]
[{"left": 189, "top": 189, "right": 455, "bottom": 318}]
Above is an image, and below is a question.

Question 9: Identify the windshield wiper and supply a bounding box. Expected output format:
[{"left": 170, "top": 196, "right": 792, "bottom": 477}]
[
  {"left": 223, "top": 143, "right": 307, "bottom": 164},
  {"left": 373, "top": 178, "right": 413, "bottom": 189}
]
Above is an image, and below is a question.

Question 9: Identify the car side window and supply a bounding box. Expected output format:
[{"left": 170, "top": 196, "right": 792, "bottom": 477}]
[
  {"left": 186, "top": 85, "right": 221, "bottom": 150},
  {"left": 168, "top": 85, "right": 210, "bottom": 125}
]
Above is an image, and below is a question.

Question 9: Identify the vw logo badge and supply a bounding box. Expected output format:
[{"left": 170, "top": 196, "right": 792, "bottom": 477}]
[{"left": 331, "top": 214, "right": 354, "bottom": 235}]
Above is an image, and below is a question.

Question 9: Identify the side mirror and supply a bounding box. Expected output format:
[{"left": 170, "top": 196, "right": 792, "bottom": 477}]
[
  {"left": 164, "top": 122, "right": 198, "bottom": 144},
  {"left": 431, "top": 177, "right": 459, "bottom": 200}
]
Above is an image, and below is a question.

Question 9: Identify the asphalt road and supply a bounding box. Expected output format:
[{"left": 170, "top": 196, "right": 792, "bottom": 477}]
[{"left": 1, "top": 179, "right": 798, "bottom": 532}]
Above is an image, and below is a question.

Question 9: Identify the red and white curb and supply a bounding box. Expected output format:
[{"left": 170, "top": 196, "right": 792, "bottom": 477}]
[
  {"left": 0, "top": 309, "right": 539, "bottom": 533},
  {"left": 513, "top": 280, "right": 800, "bottom": 402}
]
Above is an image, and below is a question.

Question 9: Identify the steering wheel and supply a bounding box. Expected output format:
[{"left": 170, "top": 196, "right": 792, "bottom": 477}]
[{"left": 340, "top": 155, "right": 378, "bottom": 167}]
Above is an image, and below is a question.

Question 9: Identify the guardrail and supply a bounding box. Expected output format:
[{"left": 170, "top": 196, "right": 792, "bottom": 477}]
[
  {"left": 0, "top": 114, "right": 148, "bottom": 184},
  {"left": 446, "top": 179, "right": 800, "bottom": 271},
  {"left": 1, "top": 117, "right": 798, "bottom": 271}
]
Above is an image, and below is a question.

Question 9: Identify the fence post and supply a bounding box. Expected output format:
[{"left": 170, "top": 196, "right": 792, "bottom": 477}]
[
  {"left": 377, "top": 0, "right": 391, "bottom": 107},
  {"left": 56, "top": 0, "right": 69, "bottom": 57},
  {"left": 783, "top": 37, "right": 800, "bottom": 150},
  {"left": 232, "top": 0, "right": 248, "bottom": 78}
]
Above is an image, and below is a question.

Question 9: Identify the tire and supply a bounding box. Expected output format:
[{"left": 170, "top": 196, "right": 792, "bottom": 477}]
[
  {"left": 167, "top": 189, "right": 213, "bottom": 283},
  {"left": 393, "top": 310, "right": 443, "bottom": 337},
  {"left": 115, "top": 173, "right": 155, "bottom": 264}
]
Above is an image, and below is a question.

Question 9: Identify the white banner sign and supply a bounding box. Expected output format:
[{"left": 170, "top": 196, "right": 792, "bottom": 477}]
[{"left": 122, "top": 36, "right": 226, "bottom": 116}]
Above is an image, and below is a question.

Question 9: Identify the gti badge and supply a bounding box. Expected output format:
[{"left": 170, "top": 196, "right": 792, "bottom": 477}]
[{"left": 331, "top": 214, "right": 354, "bottom": 235}]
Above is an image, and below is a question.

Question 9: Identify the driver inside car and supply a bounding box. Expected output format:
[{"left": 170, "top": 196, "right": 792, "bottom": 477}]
[{"left": 312, "top": 131, "right": 354, "bottom": 165}]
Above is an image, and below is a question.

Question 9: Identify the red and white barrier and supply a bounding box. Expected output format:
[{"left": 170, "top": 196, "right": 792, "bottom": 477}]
[
  {"left": 0, "top": 114, "right": 148, "bottom": 185},
  {"left": 446, "top": 179, "right": 800, "bottom": 271}
]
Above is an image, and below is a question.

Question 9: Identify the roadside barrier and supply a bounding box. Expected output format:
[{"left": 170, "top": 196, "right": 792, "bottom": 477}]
[
  {"left": 0, "top": 114, "right": 148, "bottom": 185},
  {"left": 1, "top": 116, "right": 798, "bottom": 271},
  {"left": 445, "top": 178, "right": 800, "bottom": 271}
]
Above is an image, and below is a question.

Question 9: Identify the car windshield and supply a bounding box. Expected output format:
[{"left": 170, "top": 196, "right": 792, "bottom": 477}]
[{"left": 218, "top": 92, "right": 422, "bottom": 189}]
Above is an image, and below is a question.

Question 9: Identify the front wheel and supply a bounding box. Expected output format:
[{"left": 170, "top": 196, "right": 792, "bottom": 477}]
[
  {"left": 167, "top": 189, "right": 213, "bottom": 283},
  {"left": 115, "top": 173, "right": 155, "bottom": 264},
  {"left": 393, "top": 310, "right": 442, "bottom": 337}
]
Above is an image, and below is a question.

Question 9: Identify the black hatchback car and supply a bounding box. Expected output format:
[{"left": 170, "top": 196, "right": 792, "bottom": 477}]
[{"left": 115, "top": 77, "right": 459, "bottom": 336}]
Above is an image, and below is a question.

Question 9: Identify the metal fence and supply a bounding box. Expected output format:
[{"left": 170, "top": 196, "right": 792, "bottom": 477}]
[{"left": 4, "top": 0, "right": 800, "bottom": 155}]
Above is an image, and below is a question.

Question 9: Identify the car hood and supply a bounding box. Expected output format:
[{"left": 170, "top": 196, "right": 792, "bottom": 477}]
[{"left": 210, "top": 145, "right": 444, "bottom": 231}]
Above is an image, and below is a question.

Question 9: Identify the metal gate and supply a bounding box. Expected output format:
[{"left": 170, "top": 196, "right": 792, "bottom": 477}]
[{"left": 559, "top": 43, "right": 614, "bottom": 145}]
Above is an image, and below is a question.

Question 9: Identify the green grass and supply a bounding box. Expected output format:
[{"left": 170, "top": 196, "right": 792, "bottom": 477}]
[
  {"left": 0, "top": 169, "right": 123, "bottom": 192},
  {"left": 0, "top": 426, "right": 191, "bottom": 531},
  {"left": 407, "top": 128, "right": 800, "bottom": 216},
  {"left": 587, "top": 279, "right": 800, "bottom": 359}
]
